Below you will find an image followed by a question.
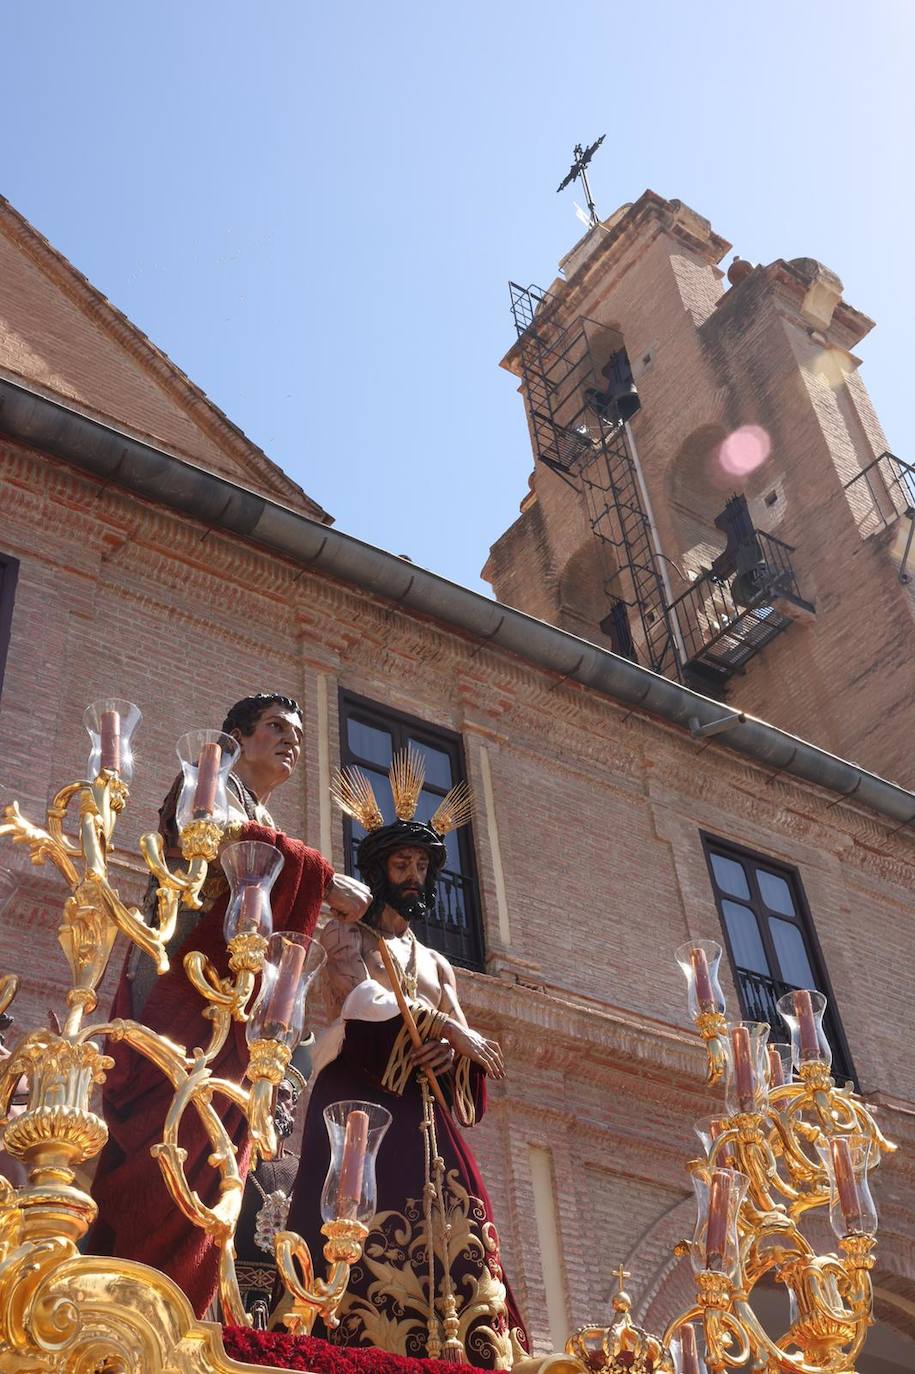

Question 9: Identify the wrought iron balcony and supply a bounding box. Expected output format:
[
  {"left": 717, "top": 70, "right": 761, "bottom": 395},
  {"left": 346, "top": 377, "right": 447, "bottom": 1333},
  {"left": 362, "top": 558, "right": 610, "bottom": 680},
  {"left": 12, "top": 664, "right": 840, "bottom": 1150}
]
[
  {"left": 667, "top": 527, "right": 814, "bottom": 687},
  {"left": 414, "top": 868, "right": 484, "bottom": 972},
  {"left": 735, "top": 967, "right": 854, "bottom": 1086},
  {"left": 843, "top": 450, "right": 915, "bottom": 581}
]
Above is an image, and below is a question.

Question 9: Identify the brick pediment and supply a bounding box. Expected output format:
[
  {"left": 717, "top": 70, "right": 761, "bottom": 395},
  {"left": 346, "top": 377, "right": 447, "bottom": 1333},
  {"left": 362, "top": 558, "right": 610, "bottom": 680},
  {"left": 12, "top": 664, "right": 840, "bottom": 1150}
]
[{"left": 0, "top": 197, "right": 330, "bottom": 522}]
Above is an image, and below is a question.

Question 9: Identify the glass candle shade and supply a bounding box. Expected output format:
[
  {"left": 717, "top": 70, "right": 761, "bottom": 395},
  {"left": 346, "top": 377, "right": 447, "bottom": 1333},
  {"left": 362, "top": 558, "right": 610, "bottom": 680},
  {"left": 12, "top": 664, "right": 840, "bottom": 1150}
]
[
  {"left": 816, "top": 1134, "right": 878, "bottom": 1239},
  {"left": 694, "top": 1116, "right": 737, "bottom": 1168},
  {"left": 691, "top": 1165, "right": 748, "bottom": 1281},
  {"left": 321, "top": 1099, "right": 392, "bottom": 1225},
  {"left": 675, "top": 940, "right": 726, "bottom": 1019},
  {"left": 246, "top": 931, "right": 326, "bottom": 1050},
  {"left": 766, "top": 1041, "right": 792, "bottom": 1090},
  {"left": 777, "top": 988, "right": 831, "bottom": 1071},
  {"left": 724, "top": 1021, "right": 770, "bottom": 1116},
  {"left": 175, "top": 730, "right": 240, "bottom": 828},
  {"left": 84, "top": 700, "right": 142, "bottom": 782},
  {"left": 222, "top": 840, "right": 284, "bottom": 942},
  {"left": 672, "top": 1323, "right": 707, "bottom": 1374}
]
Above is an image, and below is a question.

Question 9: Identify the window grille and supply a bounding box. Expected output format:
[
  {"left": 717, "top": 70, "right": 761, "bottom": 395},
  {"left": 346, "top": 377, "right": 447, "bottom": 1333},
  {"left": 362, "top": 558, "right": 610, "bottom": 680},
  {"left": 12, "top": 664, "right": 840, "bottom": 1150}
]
[
  {"left": 702, "top": 835, "right": 855, "bottom": 1084},
  {"left": 338, "top": 691, "right": 484, "bottom": 970}
]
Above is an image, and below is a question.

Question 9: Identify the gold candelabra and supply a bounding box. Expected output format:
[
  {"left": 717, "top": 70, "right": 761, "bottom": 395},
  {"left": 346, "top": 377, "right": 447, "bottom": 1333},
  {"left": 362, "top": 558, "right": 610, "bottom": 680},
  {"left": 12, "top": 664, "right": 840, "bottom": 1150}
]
[
  {"left": 529, "top": 945, "right": 895, "bottom": 1374},
  {"left": 0, "top": 703, "right": 373, "bottom": 1373},
  {"left": 0, "top": 705, "right": 897, "bottom": 1374}
]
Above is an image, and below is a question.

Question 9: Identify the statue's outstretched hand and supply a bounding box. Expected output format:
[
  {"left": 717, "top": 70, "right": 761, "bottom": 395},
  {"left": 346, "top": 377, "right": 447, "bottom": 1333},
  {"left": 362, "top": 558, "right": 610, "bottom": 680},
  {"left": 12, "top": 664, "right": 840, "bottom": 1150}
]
[
  {"left": 443, "top": 1021, "right": 504, "bottom": 1080},
  {"left": 325, "top": 872, "right": 372, "bottom": 922}
]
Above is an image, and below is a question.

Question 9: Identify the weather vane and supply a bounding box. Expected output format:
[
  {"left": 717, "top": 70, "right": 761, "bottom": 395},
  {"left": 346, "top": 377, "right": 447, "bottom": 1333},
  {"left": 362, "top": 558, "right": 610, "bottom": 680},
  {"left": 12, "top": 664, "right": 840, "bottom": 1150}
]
[{"left": 556, "top": 135, "right": 605, "bottom": 227}]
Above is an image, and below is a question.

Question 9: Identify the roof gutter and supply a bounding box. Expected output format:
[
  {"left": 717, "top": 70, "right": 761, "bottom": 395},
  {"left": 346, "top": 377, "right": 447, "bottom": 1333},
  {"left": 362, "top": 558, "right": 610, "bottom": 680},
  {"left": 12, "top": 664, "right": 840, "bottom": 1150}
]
[{"left": 3, "top": 374, "right": 915, "bottom": 832}]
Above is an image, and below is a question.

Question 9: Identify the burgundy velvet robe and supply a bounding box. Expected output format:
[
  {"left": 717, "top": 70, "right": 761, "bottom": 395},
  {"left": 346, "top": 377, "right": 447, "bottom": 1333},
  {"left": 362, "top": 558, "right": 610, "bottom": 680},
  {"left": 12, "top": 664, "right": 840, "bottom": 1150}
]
[
  {"left": 86, "top": 824, "right": 333, "bottom": 1318},
  {"left": 285, "top": 1014, "right": 529, "bottom": 1369}
]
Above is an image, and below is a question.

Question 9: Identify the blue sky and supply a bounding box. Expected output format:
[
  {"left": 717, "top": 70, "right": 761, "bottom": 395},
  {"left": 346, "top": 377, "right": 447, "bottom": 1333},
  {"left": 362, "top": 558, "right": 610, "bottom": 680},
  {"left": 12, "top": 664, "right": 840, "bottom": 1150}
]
[{"left": 4, "top": 2, "right": 913, "bottom": 592}]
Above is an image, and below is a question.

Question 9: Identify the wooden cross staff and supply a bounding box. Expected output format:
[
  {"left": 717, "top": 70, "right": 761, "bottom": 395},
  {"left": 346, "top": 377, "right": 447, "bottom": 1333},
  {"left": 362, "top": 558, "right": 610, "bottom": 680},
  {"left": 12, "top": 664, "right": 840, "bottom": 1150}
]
[{"left": 361, "top": 923, "right": 450, "bottom": 1115}]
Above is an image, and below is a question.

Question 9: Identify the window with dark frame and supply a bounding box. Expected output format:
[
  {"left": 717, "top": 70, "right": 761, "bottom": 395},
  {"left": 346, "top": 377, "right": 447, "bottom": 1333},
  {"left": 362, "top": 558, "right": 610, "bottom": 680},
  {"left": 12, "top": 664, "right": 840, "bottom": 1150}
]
[
  {"left": 701, "top": 835, "right": 855, "bottom": 1085},
  {"left": 338, "top": 691, "right": 485, "bottom": 971},
  {"left": 0, "top": 555, "right": 20, "bottom": 703}
]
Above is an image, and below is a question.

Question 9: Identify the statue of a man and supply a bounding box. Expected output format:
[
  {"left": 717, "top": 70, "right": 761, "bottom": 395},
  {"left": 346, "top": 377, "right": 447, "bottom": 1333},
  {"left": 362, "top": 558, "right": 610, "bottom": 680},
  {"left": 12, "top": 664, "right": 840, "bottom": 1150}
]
[
  {"left": 86, "top": 693, "right": 370, "bottom": 1317},
  {"left": 282, "top": 751, "right": 528, "bottom": 1369}
]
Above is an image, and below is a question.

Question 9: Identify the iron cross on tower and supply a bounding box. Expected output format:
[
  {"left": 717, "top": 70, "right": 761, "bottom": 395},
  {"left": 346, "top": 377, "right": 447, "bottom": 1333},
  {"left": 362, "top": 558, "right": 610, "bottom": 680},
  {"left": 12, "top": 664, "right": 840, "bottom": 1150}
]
[{"left": 556, "top": 135, "right": 606, "bottom": 226}]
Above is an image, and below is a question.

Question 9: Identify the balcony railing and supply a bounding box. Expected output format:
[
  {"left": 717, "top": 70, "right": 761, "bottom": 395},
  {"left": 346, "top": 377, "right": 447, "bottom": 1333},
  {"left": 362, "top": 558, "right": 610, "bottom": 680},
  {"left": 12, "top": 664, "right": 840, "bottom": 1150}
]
[
  {"left": 666, "top": 530, "right": 814, "bottom": 683},
  {"left": 735, "top": 967, "right": 854, "bottom": 1086},
  {"left": 843, "top": 451, "right": 915, "bottom": 579},
  {"left": 403, "top": 868, "right": 485, "bottom": 973}
]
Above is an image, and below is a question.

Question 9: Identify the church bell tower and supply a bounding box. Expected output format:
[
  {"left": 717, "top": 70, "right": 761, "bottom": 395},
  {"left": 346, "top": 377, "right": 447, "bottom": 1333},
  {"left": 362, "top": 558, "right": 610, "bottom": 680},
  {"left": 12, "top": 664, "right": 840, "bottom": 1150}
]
[{"left": 483, "top": 191, "right": 915, "bottom": 787}]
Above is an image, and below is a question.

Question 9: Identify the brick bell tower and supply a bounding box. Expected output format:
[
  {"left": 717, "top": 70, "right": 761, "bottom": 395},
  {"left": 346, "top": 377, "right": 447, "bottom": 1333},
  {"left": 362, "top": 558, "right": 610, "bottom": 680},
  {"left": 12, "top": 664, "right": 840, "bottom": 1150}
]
[{"left": 483, "top": 191, "right": 915, "bottom": 787}]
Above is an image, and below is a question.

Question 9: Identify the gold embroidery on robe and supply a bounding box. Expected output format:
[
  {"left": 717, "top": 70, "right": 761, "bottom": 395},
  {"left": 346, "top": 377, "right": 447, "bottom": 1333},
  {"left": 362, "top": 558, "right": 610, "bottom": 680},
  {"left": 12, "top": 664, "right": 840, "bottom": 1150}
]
[{"left": 330, "top": 1168, "right": 513, "bottom": 1370}]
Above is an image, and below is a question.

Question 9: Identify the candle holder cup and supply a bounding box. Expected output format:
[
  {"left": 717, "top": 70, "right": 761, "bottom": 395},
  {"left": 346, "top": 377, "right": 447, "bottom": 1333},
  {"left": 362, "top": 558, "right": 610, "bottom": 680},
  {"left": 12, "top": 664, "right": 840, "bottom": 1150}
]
[
  {"left": 676, "top": 940, "right": 729, "bottom": 1085},
  {"left": 246, "top": 932, "right": 326, "bottom": 1052},
  {"left": 672, "top": 1322, "right": 707, "bottom": 1374},
  {"left": 275, "top": 1099, "right": 391, "bottom": 1337},
  {"left": 84, "top": 699, "right": 142, "bottom": 783},
  {"left": 175, "top": 729, "right": 240, "bottom": 837},
  {"left": 222, "top": 840, "right": 283, "bottom": 943},
  {"left": 690, "top": 1165, "right": 748, "bottom": 1283},
  {"left": 694, "top": 1116, "right": 737, "bottom": 1168},
  {"left": 675, "top": 940, "right": 727, "bottom": 1019},
  {"left": 724, "top": 1021, "right": 770, "bottom": 1117},
  {"left": 321, "top": 1099, "right": 392, "bottom": 1226},
  {"left": 777, "top": 988, "right": 832, "bottom": 1072},
  {"left": 816, "top": 1133, "right": 878, "bottom": 1240},
  {"left": 766, "top": 1040, "right": 793, "bottom": 1091}
]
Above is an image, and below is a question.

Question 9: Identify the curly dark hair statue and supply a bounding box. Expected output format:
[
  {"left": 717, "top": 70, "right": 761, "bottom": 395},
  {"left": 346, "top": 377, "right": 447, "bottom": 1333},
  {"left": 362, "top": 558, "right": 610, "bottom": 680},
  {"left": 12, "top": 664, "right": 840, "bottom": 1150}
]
[
  {"left": 221, "top": 693, "right": 302, "bottom": 738},
  {"left": 356, "top": 821, "right": 447, "bottom": 927}
]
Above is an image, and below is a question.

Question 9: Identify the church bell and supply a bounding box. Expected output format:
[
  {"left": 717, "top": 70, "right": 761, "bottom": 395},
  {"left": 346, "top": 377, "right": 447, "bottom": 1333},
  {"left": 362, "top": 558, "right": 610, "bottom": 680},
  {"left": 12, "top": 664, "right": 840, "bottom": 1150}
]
[
  {"left": 600, "top": 349, "right": 641, "bottom": 424},
  {"left": 583, "top": 349, "right": 641, "bottom": 425}
]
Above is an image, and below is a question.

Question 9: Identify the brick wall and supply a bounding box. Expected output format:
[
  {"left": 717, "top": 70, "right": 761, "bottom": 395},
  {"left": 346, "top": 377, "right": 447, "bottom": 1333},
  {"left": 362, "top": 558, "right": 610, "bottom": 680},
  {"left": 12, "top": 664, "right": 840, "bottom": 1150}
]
[
  {"left": 486, "top": 192, "right": 915, "bottom": 791},
  {"left": 3, "top": 440, "right": 915, "bottom": 1352}
]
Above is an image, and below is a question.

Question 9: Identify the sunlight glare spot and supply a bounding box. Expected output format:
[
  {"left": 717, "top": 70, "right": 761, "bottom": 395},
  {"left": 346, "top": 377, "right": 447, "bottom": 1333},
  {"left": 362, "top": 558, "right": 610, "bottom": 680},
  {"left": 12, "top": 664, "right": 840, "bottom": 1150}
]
[{"left": 718, "top": 424, "right": 771, "bottom": 476}]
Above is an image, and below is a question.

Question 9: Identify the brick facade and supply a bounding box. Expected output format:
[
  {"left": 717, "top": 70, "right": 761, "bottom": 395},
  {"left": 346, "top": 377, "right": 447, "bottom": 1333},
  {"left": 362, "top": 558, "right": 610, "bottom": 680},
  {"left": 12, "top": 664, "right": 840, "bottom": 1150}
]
[
  {"left": 485, "top": 192, "right": 915, "bottom": 790},
  {"left": 1, "top": 197, "right": 914, "bottom": 1368}
]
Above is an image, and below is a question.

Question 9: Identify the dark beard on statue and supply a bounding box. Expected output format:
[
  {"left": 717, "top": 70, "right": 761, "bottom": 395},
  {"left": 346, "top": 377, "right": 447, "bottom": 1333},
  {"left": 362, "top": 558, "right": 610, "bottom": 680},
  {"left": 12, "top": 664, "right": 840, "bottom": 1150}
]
[{"left": 383, "top": 878, "right": 432, "bottom": 923}]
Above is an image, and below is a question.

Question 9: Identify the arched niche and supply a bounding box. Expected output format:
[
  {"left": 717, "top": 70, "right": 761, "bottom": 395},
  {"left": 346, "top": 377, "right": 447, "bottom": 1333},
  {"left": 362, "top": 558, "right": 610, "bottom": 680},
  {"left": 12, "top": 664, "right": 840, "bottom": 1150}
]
[
  {"left": 556, "top": 537, "right": 624, "bottom": 644},
  {"left": 665, "top": 423, "right": 731, "bottom": 577}
]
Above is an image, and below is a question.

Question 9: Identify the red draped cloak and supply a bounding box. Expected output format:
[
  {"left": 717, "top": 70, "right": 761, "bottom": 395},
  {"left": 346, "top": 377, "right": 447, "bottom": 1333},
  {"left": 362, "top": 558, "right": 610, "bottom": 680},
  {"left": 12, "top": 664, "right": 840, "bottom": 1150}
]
[{"left": 86, "top": 823, "right": 333, "bottom": 1318}]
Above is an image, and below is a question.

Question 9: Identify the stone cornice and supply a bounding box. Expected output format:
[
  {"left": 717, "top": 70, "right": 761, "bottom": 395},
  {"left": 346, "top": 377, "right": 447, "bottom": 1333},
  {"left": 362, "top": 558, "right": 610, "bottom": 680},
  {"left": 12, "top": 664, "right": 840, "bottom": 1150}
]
[{"left": 456, "top": 966, "right": 708, "bottom": 1090}]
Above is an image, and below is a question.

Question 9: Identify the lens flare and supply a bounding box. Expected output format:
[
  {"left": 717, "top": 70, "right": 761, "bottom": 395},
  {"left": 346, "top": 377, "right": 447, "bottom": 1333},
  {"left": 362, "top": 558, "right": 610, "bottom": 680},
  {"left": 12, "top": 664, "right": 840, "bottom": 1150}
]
[
  {"left": 812, "top": 347, "right": 852, "bottom": 392},
  {"left": 718, "top": 425, "right": 771, "bottom": 477}
]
